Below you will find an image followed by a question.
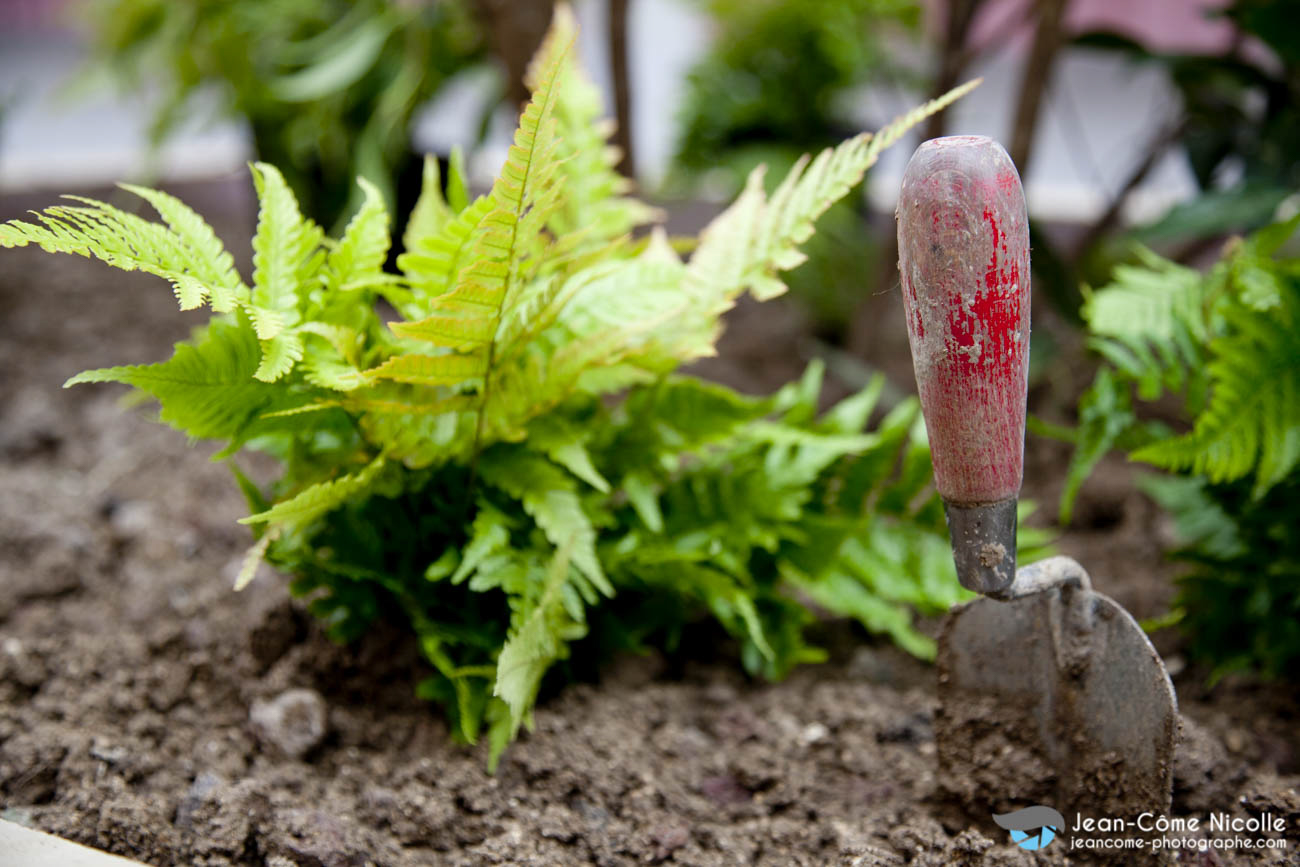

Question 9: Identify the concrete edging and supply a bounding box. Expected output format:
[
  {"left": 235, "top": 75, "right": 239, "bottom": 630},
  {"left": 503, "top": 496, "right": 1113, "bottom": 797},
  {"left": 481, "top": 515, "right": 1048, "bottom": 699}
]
[{"left": 0, "top": 819, "right": 149, "bottom": 866}]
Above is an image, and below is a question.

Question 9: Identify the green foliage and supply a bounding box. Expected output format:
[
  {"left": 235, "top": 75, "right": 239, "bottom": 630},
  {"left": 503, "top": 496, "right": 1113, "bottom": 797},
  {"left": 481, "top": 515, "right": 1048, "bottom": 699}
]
[
  {"left": 675, "top": 0, "right": 921, "bottom": 180},
  {"left": 5, "top": 8, "right": 987, "bottom": 762},
  {"left": 81, "top": 0, "right": 485, "bottom": 228},
  {"left": 671, "top": 0, "right": 922, "bottom": 335},
  {"left": 1141, "top": 472, "right": 1300, "bottom": 680},
  {"left": 1061, "top": 212, "right": 1300, "bottom": 678}
]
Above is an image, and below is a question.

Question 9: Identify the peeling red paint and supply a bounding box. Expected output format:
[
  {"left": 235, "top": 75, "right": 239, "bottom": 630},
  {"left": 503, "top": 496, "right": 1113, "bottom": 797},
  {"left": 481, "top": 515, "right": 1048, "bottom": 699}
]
[{"left": 896, "top": 137, "right": 1030, "bottom": 505}]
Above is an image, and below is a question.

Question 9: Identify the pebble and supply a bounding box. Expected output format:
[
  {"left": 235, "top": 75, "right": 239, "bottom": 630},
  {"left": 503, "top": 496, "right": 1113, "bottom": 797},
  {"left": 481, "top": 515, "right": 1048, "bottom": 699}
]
[
  {"left": 89, "top": 739, "right": 128, "bottom": 765},
  {"left": 108, "top": 499, "right": 156, "bottom": 538},
  {"left": 800, "top": 722, "right": 830, "bottom": 746},
  {"left": 250, "top": 688, "right": 329, "bottom": 759},
  {"left": 651, "top": 821, "right": 691, "bottom": 859}
]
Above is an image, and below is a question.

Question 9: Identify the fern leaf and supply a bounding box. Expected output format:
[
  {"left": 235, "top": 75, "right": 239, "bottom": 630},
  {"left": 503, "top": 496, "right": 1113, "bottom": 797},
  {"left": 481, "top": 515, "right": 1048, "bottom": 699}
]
[
  {"left": 65, "top": 317, "right": 290, "bottom": 441},
  {"left": 240, "top": 455, "right": 387, "bottom": 528},
  {"left": 250, "top": 162, "right": 321, "bottom": 314},
  {"left": 325, "top": 177, "right": 390, "bottom": 291},
  {"left": 234, "top": 529, "right": 278, "bottom": 591},
  {"left": 451, "top": 503, "right": 514, "bottom": 585},
  {"left": 1133, "top": 295, "right": 1300, "bottom": 494},
  {"left": 118, "top": 183, "right": 244, "bottom": 297},
  {"left": 303, "top": 357, "right": 365, "bottom": 392},
  {"left": 406, "top": 16, "right": 573, "bottom": 442},
  {"left": 366, "top": 353, "right": 486, "bottom": 386},
  {"left": 391, "top": 313, "right": 496, "bottom": 348},
  {"left": 526, "top": 3, "right": 655, "bottom": 242},
  {"left": 0, "top": 194, "right": 250, "bottom": 313},
  {"left": 1084, "top": 249, "right": 1211, "bottom": 345},
  {"left": 782, "top": 563, "right": 935, "bottom": 660},
  {"left": 245, "top": 304, "right": 289, "bottom": 340},
  {"left": 358, "top": 406, "right": 476, "bottom": 468},
  {"left": 337, "top": 394, "right": 479, "bottom": 416},
  {"left": 398, "top": 194, "right": 495, "bottom": 305},
  {"left": 255, "top": 329, "right": 304, "bottom": 383},
  {"left": 494, "top": 540, "right": 586, "bottom": 735},
  {"left": 479, "top": 449, "right": 611, "bottom": 597},
  {"left": 682, "top": 80, "right": 980, "bottom": 310},
  {"left": 403, "top": 155, "right": 452, "bottom": 254},
  {"left": 526, "top": 415, "right": 610, "bottom": 492}
]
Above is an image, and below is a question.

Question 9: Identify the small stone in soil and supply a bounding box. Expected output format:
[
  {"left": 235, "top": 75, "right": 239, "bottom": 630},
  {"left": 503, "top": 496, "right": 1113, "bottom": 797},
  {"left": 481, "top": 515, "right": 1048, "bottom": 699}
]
[
  {"left": 250, "top": 688, "right": 329, "bottom": 759},
  {"left": 799, "top": 721, "right": 830, "bottom": 746},
  {"left": 650, "top": 821, "right": 691, "bottom": 860},
  {"left": 174, "top": 770, "right": 225, "bottom": 830},
  {"left": 698, "top": 774, "right": 750, "bottom": 806}
]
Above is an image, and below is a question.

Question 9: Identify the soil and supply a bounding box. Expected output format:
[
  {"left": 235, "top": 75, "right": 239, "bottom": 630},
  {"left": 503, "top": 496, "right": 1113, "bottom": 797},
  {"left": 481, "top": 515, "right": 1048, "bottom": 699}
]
[{"left": 1, "top": 178, "right": 1298, "bottom": 866}]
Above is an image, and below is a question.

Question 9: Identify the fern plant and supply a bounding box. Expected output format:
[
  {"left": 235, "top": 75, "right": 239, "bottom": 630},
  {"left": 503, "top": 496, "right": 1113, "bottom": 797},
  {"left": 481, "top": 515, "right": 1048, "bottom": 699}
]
[
  {"left": 1056, "top": 212, "right": 1300, "bottom": 678},
  {"left": 3, "top": 7, "right": 991, "bottom": 761}
]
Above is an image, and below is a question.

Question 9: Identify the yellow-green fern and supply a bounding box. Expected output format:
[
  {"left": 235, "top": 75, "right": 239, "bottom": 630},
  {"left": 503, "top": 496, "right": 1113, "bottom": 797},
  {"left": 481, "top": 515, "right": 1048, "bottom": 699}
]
[{"left": 3, "top": 4, "right": 987, "bottom": 761}]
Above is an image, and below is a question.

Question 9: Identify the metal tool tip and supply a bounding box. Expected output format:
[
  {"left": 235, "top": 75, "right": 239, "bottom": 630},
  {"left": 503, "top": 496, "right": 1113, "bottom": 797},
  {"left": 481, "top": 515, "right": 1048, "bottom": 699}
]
[{"left": 943, "top": 498, "right": 1018, "bottom": 597}]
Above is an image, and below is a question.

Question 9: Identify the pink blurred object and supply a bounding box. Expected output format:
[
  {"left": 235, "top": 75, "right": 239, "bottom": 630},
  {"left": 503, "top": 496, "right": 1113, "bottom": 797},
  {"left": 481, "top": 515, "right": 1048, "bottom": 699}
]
[
  {"left": 0, "top": 0, "right": 72, "bottom": 31},
  {"left": 924, "top": 0, "right": 1242, "bottom": 55}
]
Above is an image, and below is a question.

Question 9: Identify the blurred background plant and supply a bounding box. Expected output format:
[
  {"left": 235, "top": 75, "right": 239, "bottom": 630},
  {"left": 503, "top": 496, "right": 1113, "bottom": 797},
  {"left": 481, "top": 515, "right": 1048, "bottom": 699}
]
[
  {"left": 670, "top": 0, "right": 922, "bottom": 340},
  {"left": 80, "top": 0, "right": 487, "bottom": 230},
  {"left": 1049, "top": 212, "right": 1300, "bottom": 679}
]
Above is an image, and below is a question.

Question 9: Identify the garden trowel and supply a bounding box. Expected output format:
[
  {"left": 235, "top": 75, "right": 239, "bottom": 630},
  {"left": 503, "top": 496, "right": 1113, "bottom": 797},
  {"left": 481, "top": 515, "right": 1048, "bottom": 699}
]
[{"left": 895, "top": 136, "right": 1178, "bottom": 823}]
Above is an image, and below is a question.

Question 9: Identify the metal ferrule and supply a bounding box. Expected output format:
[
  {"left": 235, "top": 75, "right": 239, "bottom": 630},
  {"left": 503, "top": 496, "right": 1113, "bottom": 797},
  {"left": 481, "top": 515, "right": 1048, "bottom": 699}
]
[{"left": 942, "top": 497, "right": 1018, "bottom": 597}]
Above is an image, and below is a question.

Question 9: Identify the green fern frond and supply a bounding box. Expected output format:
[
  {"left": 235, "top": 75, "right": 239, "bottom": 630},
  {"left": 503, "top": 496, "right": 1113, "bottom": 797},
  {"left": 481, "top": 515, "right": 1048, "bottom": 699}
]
[
  {"left": 390, "top": 314, "right": 496, "bottom": 349},
  {"left": 1085, "top": 247, "right": 1213, "bottom": 344},
  {"left": 678, "top": 80, "right": 981, "bottom": 333},
  {"left": 479, "top": 449, "right": 611, "bottom": 598},
  {"left": 366, "top": 353, "right": 486, "bottom": 386},
  {"left": 525, "top": 2, "right": 655, "bottom": 242},
  {"left": 1133, "top": 291, "right": 1300, "bottom": 494},
  {"left": 358, "top": 406, "right": 475, "bottom": 468},
  {"left": 251, "top": 161, "right": 323, "bottom": 315},
  {"left": 245, "top": 305, "right": 290, "bottom": 341},
  {"left": 526, "top": 415, "right": 610, "bottom": 493},
  {"left": 240, "top": 454, "right": 387, "bottom": 529},
  {"left": 389, "top": 17, "right": 575, "bottom": 450},
  {"left": 398, "top": 193, "right": 496, "bottom": 310},
  {"left": 117, "top": 183, "right": 245, "bottom": 302},
  {"left": 402, "top": 154, "right": 453, "bottom": 255},
  {"left": 255, "top": 329, "right": 305, "bottom": 383},
  {"left": 324, "top": 177, "right": 390, "bottom": 292},
  {"left": 449, "top": 503, "right": 514, "bottom": 585},
  {"left": 64, "top": 317, "right": 295, "bottom": 441},
  {"left": 0, "top": 192, "right": 249, "bottom": 313},
  {"left": 234, "top": 530, "right": 278, "bottom": 591},
  {"left": 494, "top": 539, "right": 586, "bottom": 735},
  {"left": 302, "top": 357, "right": 366, "bottom": 392},
  {"left": 1070, "top": 224, "right": 1300, "bottom": 504}
]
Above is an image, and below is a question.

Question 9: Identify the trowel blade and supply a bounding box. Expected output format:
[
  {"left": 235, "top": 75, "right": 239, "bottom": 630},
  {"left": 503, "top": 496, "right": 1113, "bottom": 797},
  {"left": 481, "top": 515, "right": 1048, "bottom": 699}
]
[{"left": 936, "top": 578, "right": 1178, "bottom": 822}]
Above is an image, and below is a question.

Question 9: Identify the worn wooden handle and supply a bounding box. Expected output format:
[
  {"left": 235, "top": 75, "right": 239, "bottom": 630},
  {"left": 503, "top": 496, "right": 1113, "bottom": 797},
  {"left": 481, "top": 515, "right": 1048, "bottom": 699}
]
[{"left": 896, "top": 136, "right": 1030, "bottom": 506}]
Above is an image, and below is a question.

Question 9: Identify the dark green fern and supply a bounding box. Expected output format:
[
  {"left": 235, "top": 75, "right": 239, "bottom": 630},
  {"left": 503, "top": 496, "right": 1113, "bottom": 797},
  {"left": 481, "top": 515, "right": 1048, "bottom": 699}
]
[{"left": 1060, "top": 211, "right": 1300, "bottom": 678}]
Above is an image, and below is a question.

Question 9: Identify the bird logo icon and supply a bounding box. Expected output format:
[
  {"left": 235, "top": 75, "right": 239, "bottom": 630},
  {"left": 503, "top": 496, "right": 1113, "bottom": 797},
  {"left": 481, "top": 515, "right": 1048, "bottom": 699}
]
[{"left": 992, "top": 806, "right": 1065, "bottom": 851}]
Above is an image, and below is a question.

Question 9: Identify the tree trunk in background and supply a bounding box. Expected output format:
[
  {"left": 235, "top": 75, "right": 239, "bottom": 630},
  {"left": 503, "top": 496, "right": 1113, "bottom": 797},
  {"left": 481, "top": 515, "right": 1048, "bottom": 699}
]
[
  {"left": 1008, "top": 0, "right": 1069, "bottom": 175},
  {"left": 475, "top": 0, "right": 558, "bottom": 107},
  {"left": 923, "top": 0, "right": 987, "bottom": 142},
  {"left": 609, "top": 0, "right": 636, "bottom": 178}
]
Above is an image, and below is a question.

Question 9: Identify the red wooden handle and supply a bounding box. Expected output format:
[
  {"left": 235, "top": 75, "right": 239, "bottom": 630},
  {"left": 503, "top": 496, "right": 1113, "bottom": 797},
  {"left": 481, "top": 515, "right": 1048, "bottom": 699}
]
[{"left": 897, "top": 136, "right": 1029, "bottom": 506}]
